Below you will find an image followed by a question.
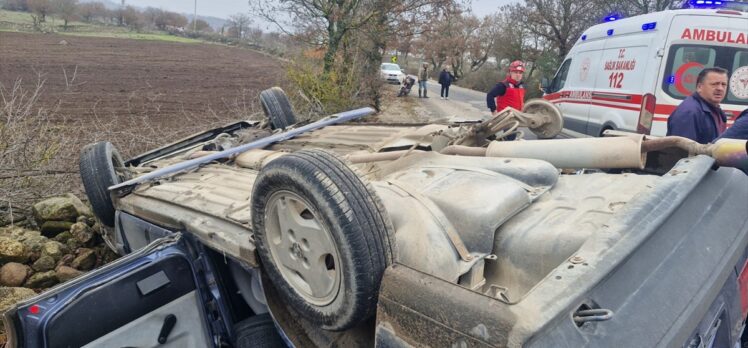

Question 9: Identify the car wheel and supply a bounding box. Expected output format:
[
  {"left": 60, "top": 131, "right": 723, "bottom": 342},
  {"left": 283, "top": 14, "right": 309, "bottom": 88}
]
[
  {"left": 79, "top": 141, "right": 128, "bottom": 227},
  {"left": 259, "top": 87, "right": 297, "bottom": 130},
  {"left": 522, "top": 99, "right": 564, "bottom": 139},
  {"left": 251, "top": 149, "right": 396, "bottom": 331},
  {"left": 234, "top": 314, "right": 286, "bottom": 348}
]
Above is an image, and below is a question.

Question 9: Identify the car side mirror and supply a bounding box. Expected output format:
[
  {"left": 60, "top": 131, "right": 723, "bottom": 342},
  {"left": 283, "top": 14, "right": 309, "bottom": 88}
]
[{"left": 401, "top": 69, "right": 405, "bottom": 73}]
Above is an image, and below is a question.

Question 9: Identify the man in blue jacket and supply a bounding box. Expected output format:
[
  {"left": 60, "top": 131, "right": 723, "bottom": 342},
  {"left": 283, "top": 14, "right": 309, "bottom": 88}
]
[
  {"left": 666, "top": 67, "right": 729, "bottom": 144},
  {"left": 719, "top": 109, "right": 748, "bottom": 140}
]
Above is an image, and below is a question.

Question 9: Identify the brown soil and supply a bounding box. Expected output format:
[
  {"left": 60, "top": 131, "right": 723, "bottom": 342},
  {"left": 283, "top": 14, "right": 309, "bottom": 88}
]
[{"left": 0, "top": 32, "right": 285, "bottom": 131}]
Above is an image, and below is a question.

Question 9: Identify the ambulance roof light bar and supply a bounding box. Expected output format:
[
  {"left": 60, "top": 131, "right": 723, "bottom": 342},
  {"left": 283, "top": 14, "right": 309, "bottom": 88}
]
[{"left": 687, "top": 0, "right": 727, "bottom": 7}]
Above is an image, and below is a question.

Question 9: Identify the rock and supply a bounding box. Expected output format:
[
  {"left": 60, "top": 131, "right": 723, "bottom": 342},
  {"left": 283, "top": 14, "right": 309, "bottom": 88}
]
[
  {"left": 56, "top": 254, "right": 74, "bottom": 268},
  {"left": 53, "top": 231, "right": 73, "bottom": 243},
  {"left": 32, "top": 255, "right": 56, "bottom": 272},
  {"left": 0, "top": 287, "right": 37, "bottom": 312},
  {"left": 99, "top": 246, "right": 120, "bottom": 265},
  {"left": 76, "top": 215, "right": 96, "bottom": 227},
  {"left": 20, "top": 234, "right": 49, "bottom": 262},
  {"left": 58, "top": 39, "right": 68, "bottom": 45},
  {"left": 31, "top": 194, "right": 91, "bottom": 227},
  {"left": 55, "top": 266, "right": 82, "bottom": 282},
  {"left": 32, "top": 196, "right": 79, "bottom": 225},
  {"left": 41, "top": 241, "right": 65, "bottom": 261},
  {"left": 70, "top": 222, "right": 94, "bottom": 245},
  {"left": 0, "top": 236, "right": 27, "bottom": 263},
  {"left": 24, "top": 271, "right": 58, "bottom": 289},
  {"left": 40, "top": 221, "right": 74, "bottom": 237},
  {"left": 71, "top": 248, "right": 96, "bottom": 271},
  {"left": 0, "top": 226, "right": 39, "bottom": 240},
  {"left": 0, "top": 263, "right": 30, "bottom": 287},
  {"left": 66, "top": 238, "right": 81, "bottom": 252}
]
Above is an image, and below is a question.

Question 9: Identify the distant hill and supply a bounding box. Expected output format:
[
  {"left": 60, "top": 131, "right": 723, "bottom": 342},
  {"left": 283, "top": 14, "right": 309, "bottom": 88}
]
[{"left": 77, "top": 0, "right": 228, "bottom": 30}]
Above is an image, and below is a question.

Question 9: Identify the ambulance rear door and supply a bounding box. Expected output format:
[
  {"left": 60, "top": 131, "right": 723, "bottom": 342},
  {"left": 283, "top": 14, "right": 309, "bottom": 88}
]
[{"left": 656, "top": 12, "right": 748, "bottom": 134}]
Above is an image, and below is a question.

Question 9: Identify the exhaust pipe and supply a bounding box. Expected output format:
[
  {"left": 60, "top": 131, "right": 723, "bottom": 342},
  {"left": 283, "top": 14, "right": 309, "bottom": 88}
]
[
  {"left": 711, "top": 139, "right": 748, "bottom": 171},
  {"left": 485, "top": 135, "right": 647, "bottom": 169}
]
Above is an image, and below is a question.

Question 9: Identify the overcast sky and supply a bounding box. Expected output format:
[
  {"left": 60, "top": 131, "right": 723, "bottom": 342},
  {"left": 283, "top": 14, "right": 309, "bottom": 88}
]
[{"left": 123, "top": 0, "right": 515, "bottom": 21}]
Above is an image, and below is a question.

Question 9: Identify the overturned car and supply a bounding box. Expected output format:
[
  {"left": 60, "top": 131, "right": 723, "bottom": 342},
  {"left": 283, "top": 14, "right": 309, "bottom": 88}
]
[{"left": 4, "top": 87, "right": 748, "bottom": 347}]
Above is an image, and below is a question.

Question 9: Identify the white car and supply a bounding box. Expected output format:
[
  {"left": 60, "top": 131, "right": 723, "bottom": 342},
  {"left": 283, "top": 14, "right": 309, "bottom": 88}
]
[{"left": 380, "top": 63, "right": 405, "bottom": 84}]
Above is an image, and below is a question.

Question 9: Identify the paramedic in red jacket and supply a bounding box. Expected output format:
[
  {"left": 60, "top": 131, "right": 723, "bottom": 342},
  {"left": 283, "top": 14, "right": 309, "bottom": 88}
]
[{"left": 487, "top": 60, "right": 526, "bottom": 116}]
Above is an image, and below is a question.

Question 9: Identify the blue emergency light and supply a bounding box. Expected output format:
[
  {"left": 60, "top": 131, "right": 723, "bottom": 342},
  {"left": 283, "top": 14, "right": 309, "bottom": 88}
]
[
  {"left": 581, "top": 34, "right": 587, "bottom": 41},
  {"left": 607, "top": 29, "right": 614, "bottom": 36},
  {"left": 604, "top": 15, "right": 618, "bottom": 21},
  {"left": 641, "top": 22, "right": 657, "bottom": 30},
  {"left": 689, "top": 0, "right": 726, "bottom": 7}
]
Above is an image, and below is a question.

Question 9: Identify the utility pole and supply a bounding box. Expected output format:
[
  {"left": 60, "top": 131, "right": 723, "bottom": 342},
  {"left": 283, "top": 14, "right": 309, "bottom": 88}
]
[{"left": 193, "top": 0, "right": 197, "bottom": 32}]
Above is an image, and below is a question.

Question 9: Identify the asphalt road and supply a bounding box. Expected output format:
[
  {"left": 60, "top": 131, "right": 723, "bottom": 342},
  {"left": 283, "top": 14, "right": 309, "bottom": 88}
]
[
  {"left": 424, "top": 80, "right": 488, "bottom": 111},
  {"left": 417, "top": 80, "right": 577, "bottom": 139}
]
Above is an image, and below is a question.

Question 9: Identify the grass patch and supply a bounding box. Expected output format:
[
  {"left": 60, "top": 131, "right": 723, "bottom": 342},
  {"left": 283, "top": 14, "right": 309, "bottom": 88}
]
[
  {"left": 0, "top": 9, "right": 33, "bottom": 24},
  {"left": 0, "top": 9, "right": 199, "bottom": 43},
  {"left": 57, "top": 31, "right": 201, "bottom": 43}
]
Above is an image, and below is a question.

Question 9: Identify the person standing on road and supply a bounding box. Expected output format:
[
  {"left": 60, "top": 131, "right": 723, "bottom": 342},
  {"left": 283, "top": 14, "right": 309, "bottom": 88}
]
[
  {"left": 666, "top": 67, "right": 729, "bottom": 144},
  {"left": 487, "top": 60, "right": 526, "bottom": 116},
  {"left": 418, "top": 63, "right": 429, "bottom": 98},
  {"left": 438, "top": 67, "right": 454, "bottom": 100}
]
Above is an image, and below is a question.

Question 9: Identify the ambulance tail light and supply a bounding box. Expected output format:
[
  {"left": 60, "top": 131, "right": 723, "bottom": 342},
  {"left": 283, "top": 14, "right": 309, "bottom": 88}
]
[
  {"left": 637, "top": 93, "right": 656, "bottom": 135},
  {"left": 738, "top": 259, "right": 748, "bottom": 320}
]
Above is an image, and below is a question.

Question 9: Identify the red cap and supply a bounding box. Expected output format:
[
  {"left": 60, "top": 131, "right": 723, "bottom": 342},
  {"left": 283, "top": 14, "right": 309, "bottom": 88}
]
[{"left": 509, "top": 60, "right": 525, "bottom": 72}]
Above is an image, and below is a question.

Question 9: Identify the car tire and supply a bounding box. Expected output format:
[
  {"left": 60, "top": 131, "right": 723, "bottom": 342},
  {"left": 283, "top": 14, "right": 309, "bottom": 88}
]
[
  {"left": 234, "top": 314, "right": 286, "bottom": 348},
  {"left": 260, "top": 87, "right": 297, "bottom": 130},
  {"left": 251, "top": 149, "right": 396, "bottom": 331},
  {"left": 79, "top": 141, "right": 126, "bottom": 227}
]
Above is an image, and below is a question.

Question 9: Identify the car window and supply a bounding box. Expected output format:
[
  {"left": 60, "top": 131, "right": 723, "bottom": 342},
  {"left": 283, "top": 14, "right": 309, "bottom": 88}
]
[
  {"left": 381, "top": 64, "right": 401, "bottom": 71},
  {"left": 662, "top": 44, "right": 748, "bottom": 106},
  {"left": 549, "top": 59, "right": 571, "bottom": 93}
]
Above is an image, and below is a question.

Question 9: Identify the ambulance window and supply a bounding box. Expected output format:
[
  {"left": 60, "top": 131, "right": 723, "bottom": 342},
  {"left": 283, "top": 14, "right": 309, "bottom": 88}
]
[
  {"left": 727, "top": 51, "right": 748, "bottom": 104},
  {"left": 549, "top": 59, "right": 571, "bottom": 93},
  {"left": 662, "top": 44, "right": 748, "bottom": 106},
  {"left": 663, "top": 46, "right": 716, "bottom": 99}
]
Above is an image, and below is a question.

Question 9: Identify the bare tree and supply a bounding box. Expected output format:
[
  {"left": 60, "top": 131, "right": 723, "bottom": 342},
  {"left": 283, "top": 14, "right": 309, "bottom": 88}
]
[
  {"left": 609, "top": 0, "right": 679, "bottom": 15},
  {"left": 519, "top": 0, "right": 604, "bottom": 61},
  {"left": 28, "top": 0, "right": 52, "bottom": 26},
  {"left": 121, "top": 5, "right": 142, "bottom": 30},
  {"left": 2, "top": 0, "right": 29, "bottom": 11},
  {"left": 142, "top": 7, "right": 163, "bottom": 29},
  {"left": 228, "top": 13, "right": 251, "bottom": 39},
  {"left": 189, "top": 18, "right": 213, "bottom": 33},
  {"left": 77, "top": 1, "right": 106, "bottom": 23},
  {"left": 247, "top": 27, "right": 263, "bottom": 43},
  {"left": 54, "top": 0, "right": 77, "bottom": 31}
]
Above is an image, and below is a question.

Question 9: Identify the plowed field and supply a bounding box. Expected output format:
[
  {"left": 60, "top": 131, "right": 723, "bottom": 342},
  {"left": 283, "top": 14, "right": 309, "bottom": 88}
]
[{"left": 0, "top": 31, "right": 284, "bottom": 134}]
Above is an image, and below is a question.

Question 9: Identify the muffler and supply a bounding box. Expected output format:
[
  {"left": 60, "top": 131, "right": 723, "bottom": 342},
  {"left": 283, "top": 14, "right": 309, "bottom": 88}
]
[
  {"left": 485, "top": 135, "right": 647, "bottom": 169},
  {"left": 710, "top": 139, "right": 748, "bottom": 171}
]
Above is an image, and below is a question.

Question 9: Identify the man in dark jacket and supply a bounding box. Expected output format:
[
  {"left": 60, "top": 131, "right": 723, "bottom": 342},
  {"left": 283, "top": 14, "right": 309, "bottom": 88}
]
[
  {"left": 438, "top": 68, "right": 453, "bottom": 100},
  {"left": 717, "top": 109, "right": 748, "bottom": 174},
  {"left": 719, "top": 109, "right": 748, "bottom": 140},
  {"left": 418, "top": 63, "right": 429, "bottom": 98},
  {"left": 666, "top": 67, "right": 728, "bottom": 144}
]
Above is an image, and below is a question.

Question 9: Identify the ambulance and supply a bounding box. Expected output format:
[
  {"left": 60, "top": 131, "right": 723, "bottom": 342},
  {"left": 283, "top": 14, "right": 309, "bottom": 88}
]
[{"left": 543, "top": 2, "right": 748, "bottom": 137}]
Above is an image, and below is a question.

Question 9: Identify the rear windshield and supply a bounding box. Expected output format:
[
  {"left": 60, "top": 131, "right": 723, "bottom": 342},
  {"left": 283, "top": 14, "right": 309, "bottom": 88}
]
[
  {"left": 381, "top": 64, "right": 401, "bottom": 71},
  {"left": 661, "top": 44, "right": 748, "bottom": 106}
]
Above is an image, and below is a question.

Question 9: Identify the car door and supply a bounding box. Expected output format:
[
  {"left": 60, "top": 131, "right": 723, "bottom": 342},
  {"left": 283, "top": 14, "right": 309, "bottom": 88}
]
[{"left": 2, "top": 233, "right": 226, "bottom": 348}]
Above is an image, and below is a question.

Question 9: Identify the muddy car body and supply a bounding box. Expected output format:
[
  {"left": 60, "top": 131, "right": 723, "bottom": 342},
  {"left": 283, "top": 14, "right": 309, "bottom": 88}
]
[{"left": 4, "top": 89, "right": 748, "bottom": 347}]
